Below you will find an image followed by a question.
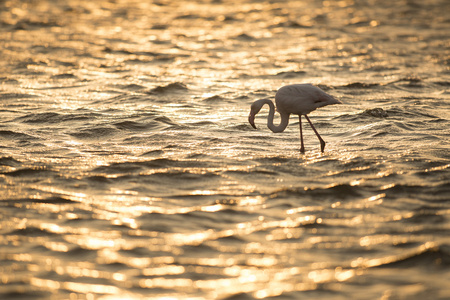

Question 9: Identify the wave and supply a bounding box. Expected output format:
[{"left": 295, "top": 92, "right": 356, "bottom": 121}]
[
  {"left": 148, "top": 82, "right": 188, "bottom": 94},
  {"left": 140, "top": 149, "right": 165, "bottom": 157},
  {"left": 0, "top": 130, "right": 38, "bottom": 140},
  {"left": 339, "top": 82, "right": 380, "bottom": 89},
  {"left": 202, "top": 95, "right": 225, "bottom": 102},
  {"left": 383, "top": 183, "right": 450, "bottom": 201},
  {"left": 112, "top": 84, "right": 147, "bottom": 91},
  {"left": 2, "top": 167, "right": 55, "bottom": 177},
  {"left": 4, "top": 196, "right": 76, "bottom": 204},
  {"left": 69, "top": 126, "right": 119, "bottom": 140},
  {"left": 92, "top": 162, "right": 147, "bottom": 174},
  {"left": 222, "top": 293, "right": 256, "bottom": 300},
  {"left": 226, "top": 124, "right": 253, "bottom": 131},
  {"left": 0, "top": 156, "right": 22, "bottom": 167},
  {"left": 0, "top": 92, "right": 40, "bottom": 99},
  {"left": 187, "top": 121, "right": 218, "bottom": 127},
  {"left": 332, "top": 104, "right": 444, "bottom": 124},
  {"left": 239, "top": 70, "right": 307, "bottom": 79},
  {"left": 334, "top": 78, "right": 450, "bottom": 95},
  {"left": 375, "top": 246, "right": 450, "bottom": 269},
  {"left": 233, "top": 33, "right": 256, "bottom": 41},
  {"left": 113, "top": 119, "right": 169, "bottom": 131},
  {"left": 14, "top": 112, "right": 98, "bottom": 124},
  {"left": 268, "top": 20, "right": 312, "bottom": 28},
  {"left": 51, "top": 73, "right": 78, "bottom": 80},
  {"left": 271, "top": 183, "right": 366, "bottom": 200},
  {"left": 1, "top": 0, "right": 449, "bottom": 298},
  {"left": 65, "top": 246, "right": 97, "bottom": 258},
  {"left": 91, "top": 158, "right": 221, "bottom": 174},
  {"left": 362, "top": 108, "right": 388, "bottom": 118},
  {"left": 273, "top": 70, "right": 307, "bottom": 79}
]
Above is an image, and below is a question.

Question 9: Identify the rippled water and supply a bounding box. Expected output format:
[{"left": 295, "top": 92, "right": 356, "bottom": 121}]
[{"left": 1, "top": 0, "right": 450, "bottom": 299}]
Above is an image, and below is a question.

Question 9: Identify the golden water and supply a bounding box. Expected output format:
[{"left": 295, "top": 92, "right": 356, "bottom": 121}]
[{"left": 1, "top": 0, "right": 449, "bottom": 299}]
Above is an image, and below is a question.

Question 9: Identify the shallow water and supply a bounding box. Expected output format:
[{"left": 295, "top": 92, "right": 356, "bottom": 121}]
[{"left": 1, "top": 0, "right": 450, "bottom": 299}]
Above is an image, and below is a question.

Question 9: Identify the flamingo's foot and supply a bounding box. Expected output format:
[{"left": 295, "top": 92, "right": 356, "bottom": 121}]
[{"left": 320, "top": 140, "right": 326, "bottom": 153}]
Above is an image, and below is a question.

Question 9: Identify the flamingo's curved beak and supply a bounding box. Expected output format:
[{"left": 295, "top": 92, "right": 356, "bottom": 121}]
[{"left": 248, "top": 111, "right": 256, "bottom": 129}]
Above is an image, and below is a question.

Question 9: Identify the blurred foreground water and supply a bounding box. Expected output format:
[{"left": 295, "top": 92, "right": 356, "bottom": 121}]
[{"left": 1, "top": 0, "right": 450, "bottom": 299}]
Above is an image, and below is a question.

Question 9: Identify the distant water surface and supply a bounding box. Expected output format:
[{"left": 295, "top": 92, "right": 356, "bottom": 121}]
[{"left": 1, "top": 0, "right": 449, "bottom": 299}]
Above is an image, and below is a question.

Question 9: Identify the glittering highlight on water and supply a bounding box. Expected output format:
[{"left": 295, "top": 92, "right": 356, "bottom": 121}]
[{"left": 1, "top": 0, "right": 450, "bottom": 299}]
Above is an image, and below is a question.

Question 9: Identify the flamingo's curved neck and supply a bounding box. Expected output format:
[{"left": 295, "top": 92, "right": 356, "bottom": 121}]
[{"left": 264, "top": 99, "right": 290, "bottom": 133}]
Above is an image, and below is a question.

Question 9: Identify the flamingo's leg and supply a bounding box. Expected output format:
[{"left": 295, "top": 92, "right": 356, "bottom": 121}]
[
  {"left": 304, "top": 115, "right": 326, "bottom": 152},
  {"left": 299, "top": 115, "right": 305, "bottom": 153}
]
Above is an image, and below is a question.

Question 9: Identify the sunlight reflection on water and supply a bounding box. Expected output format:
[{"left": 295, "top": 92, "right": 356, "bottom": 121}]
[{"left": 1, "top": 0, "right": 450, "bottom": 299}]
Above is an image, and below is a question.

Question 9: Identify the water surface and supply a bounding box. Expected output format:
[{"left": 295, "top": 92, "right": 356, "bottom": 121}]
[{"left": 1, "top": 0, "right": 449, "bottom": 299}]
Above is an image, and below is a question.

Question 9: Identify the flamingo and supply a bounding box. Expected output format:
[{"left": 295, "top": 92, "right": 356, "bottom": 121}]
[{"left": 248, "top": 84, "right": 342, "bottom": 153}]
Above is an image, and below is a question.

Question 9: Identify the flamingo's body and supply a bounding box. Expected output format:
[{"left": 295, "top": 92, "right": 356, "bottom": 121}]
[{"left": 248, "top": 84, "right": 341, "bottom": 152}]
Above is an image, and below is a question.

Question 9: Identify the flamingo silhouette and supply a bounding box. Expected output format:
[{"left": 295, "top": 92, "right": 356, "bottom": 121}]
[{"left": 248, "top": 84, "right": 341, "bottom": 153}]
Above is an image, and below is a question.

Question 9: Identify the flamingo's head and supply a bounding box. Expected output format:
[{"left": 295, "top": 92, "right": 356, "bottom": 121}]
[
  {"left": 248, "top": 111, "right": 257, "bottom": 129},
  {"left": 248, "top": 99, "right": 267, "bottom": 129}
]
